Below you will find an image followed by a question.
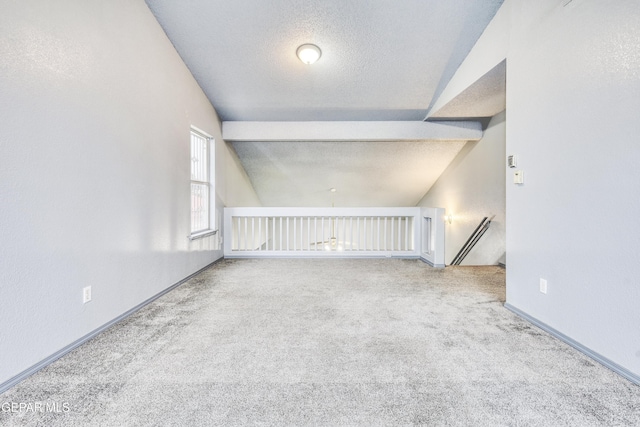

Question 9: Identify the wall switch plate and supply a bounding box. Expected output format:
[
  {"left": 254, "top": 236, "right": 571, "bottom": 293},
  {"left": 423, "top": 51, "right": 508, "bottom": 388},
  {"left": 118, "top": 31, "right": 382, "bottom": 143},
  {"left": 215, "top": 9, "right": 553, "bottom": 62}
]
[
  {"left": 514, "top": 170, "right": 524, "bottom": 184},
  {"left": 83, "top": 286, "right": 92, "bottom": 304},
  {"left": 539, "top": 278, "right": 548, "bottom": 294}
]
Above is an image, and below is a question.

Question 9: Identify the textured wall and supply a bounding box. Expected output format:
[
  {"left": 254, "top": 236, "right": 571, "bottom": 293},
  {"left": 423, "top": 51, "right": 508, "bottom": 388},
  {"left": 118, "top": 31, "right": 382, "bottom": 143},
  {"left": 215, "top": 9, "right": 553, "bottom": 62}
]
[
  {"left": 506, "top": 0, "right": 640, "bottom": 376},
  {"left": 0, "top": 0, "right": 259, "bottom": 385},
  {"left": 417, "top": 112, "right": 506, "bottom": 265}
]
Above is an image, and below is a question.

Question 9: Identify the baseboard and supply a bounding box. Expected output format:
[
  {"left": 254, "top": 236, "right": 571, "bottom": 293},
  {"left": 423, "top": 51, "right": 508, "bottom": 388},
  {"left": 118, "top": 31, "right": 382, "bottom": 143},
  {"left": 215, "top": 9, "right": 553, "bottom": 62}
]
[
  {"left": 225, "top": 254, "right": 422, "bottom": 260},
  {"left": 0, "top": 257, "right": 224, "bottom": 395},
  {"left": 419, "top": 257, "right": 445, "bottom": 268},
  {"left": 504, "top": 303, "right": 640, "bottom": 386}
]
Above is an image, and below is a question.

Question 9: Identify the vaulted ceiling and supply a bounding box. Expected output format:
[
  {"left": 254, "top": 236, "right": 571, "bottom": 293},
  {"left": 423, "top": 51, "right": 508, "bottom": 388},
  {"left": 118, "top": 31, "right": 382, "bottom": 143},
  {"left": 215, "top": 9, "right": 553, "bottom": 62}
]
[{"left": 145, "top": 0, "right": 505, "bottom": 206}]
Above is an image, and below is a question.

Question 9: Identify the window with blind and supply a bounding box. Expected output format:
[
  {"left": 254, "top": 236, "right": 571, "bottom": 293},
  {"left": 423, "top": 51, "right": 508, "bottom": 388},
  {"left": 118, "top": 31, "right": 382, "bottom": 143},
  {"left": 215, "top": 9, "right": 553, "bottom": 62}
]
[{"left": 190, "top": 128, "right": 213, "bottom": 236}]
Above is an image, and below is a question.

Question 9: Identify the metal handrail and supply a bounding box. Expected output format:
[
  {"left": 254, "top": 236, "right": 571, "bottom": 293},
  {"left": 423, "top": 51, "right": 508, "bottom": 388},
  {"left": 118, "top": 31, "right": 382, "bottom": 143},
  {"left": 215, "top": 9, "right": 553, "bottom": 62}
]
[{"left": 450, "top": 216, "right": 494, "bottom": 265}]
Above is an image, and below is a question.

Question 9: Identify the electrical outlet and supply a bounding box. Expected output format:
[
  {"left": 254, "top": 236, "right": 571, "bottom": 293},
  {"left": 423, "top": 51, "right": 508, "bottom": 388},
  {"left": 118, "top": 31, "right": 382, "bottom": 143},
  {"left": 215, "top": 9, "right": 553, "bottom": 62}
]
[
  {"left": 83, "top": 286, "right": 92, "bottom": 304},
  {"left": 539, "top": 278, "right": 548, "bottom": 294}
]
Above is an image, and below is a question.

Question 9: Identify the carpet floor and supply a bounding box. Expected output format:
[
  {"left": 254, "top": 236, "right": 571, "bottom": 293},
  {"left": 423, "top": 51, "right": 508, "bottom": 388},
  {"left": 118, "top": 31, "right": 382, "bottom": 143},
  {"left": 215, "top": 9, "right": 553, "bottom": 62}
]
[{"left": 1, "top": 258, "right": 639, "bottom": 426}]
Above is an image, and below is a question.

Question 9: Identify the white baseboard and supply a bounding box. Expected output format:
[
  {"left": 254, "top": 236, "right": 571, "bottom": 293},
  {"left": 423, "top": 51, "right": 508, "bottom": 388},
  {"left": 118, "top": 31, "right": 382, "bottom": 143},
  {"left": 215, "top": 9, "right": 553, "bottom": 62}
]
[
  {"left": 0, "top": 258, "right": 223, "bottom": 394},
  {"left": 420, "top": 256, "right": 445, "bottom": 268},
  {"left": 505, "top": 303, "right": 639, "bottom": 386}
]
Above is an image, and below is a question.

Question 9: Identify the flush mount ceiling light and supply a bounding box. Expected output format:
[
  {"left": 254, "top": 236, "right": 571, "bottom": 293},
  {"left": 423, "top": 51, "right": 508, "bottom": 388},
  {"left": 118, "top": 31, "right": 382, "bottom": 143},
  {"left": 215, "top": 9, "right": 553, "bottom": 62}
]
[{"left": 296, "top": 44, "right": 322, "bottom": 65}]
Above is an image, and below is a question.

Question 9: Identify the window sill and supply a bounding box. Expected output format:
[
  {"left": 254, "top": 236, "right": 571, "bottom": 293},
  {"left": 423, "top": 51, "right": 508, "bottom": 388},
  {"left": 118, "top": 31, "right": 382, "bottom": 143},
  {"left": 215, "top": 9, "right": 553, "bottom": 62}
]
[{"left": 189, "top": 229, "right": 218, "bottom": 241}]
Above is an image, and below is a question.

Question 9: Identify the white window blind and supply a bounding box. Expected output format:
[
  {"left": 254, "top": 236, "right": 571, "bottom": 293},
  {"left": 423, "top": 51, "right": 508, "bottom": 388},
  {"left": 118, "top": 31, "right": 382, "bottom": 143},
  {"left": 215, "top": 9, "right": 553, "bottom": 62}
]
[{"left": 190, "top": 129, "right": 210, "bottom": 234}]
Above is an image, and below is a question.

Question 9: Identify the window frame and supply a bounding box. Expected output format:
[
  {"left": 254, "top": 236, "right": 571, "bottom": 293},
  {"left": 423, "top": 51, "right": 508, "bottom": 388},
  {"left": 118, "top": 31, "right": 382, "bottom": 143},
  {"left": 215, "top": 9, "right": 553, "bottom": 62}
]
[{"left": 189, "top": 126, "right": 216, "bottom": 240}]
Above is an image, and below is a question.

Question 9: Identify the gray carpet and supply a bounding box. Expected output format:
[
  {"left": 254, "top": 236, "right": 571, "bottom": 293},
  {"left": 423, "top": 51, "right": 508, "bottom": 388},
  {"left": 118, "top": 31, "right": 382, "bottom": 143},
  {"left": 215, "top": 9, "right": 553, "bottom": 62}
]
[{"left": 1, "top": 259, "right": 639, "bottom": 426}]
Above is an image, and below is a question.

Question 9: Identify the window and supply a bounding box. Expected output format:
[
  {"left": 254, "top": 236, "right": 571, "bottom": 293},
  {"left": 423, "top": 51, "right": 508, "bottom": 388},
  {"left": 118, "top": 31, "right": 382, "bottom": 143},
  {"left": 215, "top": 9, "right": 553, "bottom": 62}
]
[{"left": 190, "top": 128, "right": 214, "bottom": 237}]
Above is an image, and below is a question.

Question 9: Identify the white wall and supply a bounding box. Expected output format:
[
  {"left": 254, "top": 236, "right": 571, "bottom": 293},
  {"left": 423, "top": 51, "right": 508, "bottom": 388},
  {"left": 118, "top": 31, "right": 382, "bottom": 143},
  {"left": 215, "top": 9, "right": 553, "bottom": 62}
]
[
  {"left": 217, "top": 140, "right": 262, "bottom": 209},
  {"left": 0, "top": 0, "right": 260, "bottom": 386},
  {"left": 417, "top": 112, "right": 506, "bottom": 265},
  {"left": 505, "top": 0, "right": 640, "bottom": 378}
]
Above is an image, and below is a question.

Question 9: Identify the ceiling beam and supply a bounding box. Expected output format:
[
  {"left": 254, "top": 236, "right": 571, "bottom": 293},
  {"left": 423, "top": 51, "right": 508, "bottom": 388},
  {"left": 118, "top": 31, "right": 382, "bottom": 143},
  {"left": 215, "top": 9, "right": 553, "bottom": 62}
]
[
  {"left": 222, "top": 121, "right": 482, "bottom": 142},
  {"left": 429, "top": 60, "right": 506, "bottom": 119},
  {"left": 425, "top": 0, "right": 510, "bottom": 119}
]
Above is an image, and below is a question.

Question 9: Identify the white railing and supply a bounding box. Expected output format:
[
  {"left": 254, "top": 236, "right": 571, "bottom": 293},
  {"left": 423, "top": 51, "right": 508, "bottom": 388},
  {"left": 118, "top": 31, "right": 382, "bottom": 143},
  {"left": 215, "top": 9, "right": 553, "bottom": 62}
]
[
  {"left": 419, "top": 207, "right": 445, "bottom": 268},
  {"left": 224, "top": 207, "right": 445, "bottom": 266}
]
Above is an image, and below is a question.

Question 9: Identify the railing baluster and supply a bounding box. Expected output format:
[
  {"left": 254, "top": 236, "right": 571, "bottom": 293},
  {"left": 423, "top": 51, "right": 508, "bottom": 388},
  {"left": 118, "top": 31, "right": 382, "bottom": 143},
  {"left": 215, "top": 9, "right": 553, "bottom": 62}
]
[
  {"left": 404, "top": 216, "right": 408, "bottom": 251},
  {"left": 363, "top": 217, "right": 367, "bottom": 250},
  {"left": 371, "top": 217, "right": 375, "bottom": 250},
  {"left": 372, "top": 217, "right": 375, "bottom": 250},
  {"left": 243, "top": 217, "right": 248, "bottom": 251},
  {"left": 237, "top": 217, "right": 240, "bottom": 250},
  {"left": 349, "top": 217, "right": 353, "bottom": 251},
  {"left": 250, "top": 217, "right": 255, "bottom": 250},
  {"left": 232, "top": 217, "right": 237, "bottom": 250},
  {"left": 390, "top": 217, "right": 394, "bottom": 251},
  {"left": 385, "top": 217, "right": 388, "bottom": 251}
]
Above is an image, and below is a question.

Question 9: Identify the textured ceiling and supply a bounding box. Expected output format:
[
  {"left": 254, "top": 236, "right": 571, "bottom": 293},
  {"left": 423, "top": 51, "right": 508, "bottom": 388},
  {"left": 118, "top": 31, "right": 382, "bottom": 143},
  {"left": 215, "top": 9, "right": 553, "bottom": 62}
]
[
  {"left": 232, "top": 140, "right": 467, "bottom": 207},
  {"left": 145, "top": 0, "right": 505, "bottom": 207},
  {"left": 145, "top": 0, "right": 504, "bottom": 121}
]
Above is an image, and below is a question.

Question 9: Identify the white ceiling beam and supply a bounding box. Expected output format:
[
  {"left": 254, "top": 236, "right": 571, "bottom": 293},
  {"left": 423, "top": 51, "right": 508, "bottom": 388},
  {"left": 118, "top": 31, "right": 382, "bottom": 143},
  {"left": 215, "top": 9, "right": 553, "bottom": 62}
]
[
  {"left": 425, "top": 0, "right": 511, "bottom": 119},
  {"left": 222, "top": 121, "right": 482, "bottom": 142}
]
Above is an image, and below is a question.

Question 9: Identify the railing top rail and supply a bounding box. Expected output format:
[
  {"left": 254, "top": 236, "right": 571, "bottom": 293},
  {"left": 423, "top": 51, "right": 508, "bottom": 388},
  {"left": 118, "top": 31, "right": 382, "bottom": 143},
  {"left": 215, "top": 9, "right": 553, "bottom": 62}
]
[{"left": 225, "top": 207, "right": 422, "bottom": 216}]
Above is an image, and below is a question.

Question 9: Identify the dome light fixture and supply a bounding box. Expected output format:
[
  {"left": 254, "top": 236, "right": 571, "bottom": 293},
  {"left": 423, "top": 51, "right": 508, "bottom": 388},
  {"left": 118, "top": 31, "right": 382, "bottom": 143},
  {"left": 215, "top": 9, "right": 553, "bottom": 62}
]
[{"left": 296, "top": 44, "right": 322, "bottom": 65}]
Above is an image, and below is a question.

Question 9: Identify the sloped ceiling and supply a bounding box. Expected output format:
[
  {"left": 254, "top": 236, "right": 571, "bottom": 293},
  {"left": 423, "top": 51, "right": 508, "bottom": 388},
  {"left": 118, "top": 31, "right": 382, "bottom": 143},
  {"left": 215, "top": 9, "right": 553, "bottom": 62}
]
[
  {"left": 145, "top": 0, "right": 505, "bottom": 206},
  {"left": 429, "top": 60, "right": 507, "bottom": 119},
  {"left": 231, "top": 140, "right": 468, "bottom": 207}
]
